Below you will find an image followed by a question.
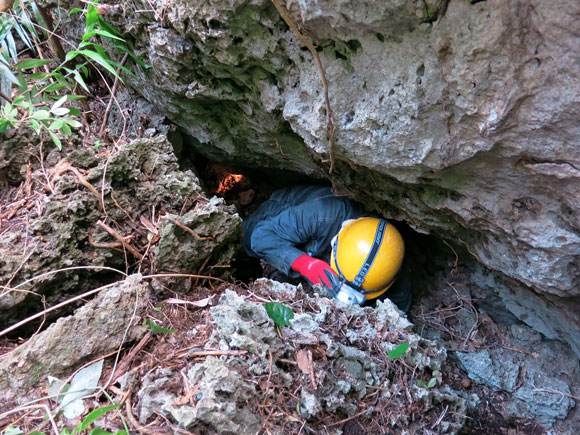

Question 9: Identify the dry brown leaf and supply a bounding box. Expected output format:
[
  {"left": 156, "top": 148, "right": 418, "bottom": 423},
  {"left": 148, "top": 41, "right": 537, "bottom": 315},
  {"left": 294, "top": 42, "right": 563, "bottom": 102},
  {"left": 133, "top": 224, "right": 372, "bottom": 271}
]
[
  {"left": 296, "top": 349, "right": 313, "bottom": 375},
  {"left": 296, "top": 349, "right": 317, "bottom": 389},
  {"left": 140, "top": 215, "right": 158, "bottom": 234}
]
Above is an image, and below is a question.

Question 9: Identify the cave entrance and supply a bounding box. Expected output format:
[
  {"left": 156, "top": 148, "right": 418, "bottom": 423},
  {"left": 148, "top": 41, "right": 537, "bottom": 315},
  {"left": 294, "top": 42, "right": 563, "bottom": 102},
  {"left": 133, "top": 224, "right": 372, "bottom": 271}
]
[{"left": 191, "top": 156, "right": 457, "bottom": 303}]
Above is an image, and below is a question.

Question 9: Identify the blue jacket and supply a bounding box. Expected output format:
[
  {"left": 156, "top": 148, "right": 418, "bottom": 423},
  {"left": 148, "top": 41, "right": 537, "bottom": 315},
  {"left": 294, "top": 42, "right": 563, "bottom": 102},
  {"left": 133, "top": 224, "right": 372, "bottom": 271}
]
[{"left": 242, "top": 185, "right": 368, "bottom": 277}]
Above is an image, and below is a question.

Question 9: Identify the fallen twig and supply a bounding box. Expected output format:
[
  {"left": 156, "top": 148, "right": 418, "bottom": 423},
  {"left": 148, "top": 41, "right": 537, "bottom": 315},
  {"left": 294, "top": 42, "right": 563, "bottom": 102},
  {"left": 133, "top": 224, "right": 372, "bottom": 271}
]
[
  {"left": 431, "top": 404, "right": 449, "bottom": 429},
  {"left": 325, "top": 409, "right": 367, "bottom": 428},
  {"left": 261, "top": 349, "right": 274, "bottom": 409},
  {"left": 0, "top": 280, "right": 121, "bottom": 338},
  {"left": 88, "top": 232, "right": 122, "bottom": 249},
  {"left": 96, "top": 220, "right": 143, "bottom": 259},
  {"left": 532, "top": 387, "right": 580, "bottom": 401},
  {"left": 143, "top": 273, "right": 228, "bottom": 285},
  {"left": 50, "top": 160, "right": 104, "bottom": 210},
  {"left": 125, "top": 392, "right": 155, "bottom": 433},
  {"left": 107, "top": 331, "right": 153, "bottom": 387},
  {"left": 0, "top": 404, "right": 59, "bottom": 435},
  {"left": 161, "top": 215, "right": 215, "bottom": 241},
  {"left": 185, "top": 349, "right": 247, "bottom": 358}
]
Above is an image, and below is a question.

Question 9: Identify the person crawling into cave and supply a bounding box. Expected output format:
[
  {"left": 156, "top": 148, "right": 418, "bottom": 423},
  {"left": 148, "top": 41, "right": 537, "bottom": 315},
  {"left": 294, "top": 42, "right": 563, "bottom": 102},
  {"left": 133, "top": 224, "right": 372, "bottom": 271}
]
[{"left": 242, "top": 184, "right": 412, "bottom": 312}]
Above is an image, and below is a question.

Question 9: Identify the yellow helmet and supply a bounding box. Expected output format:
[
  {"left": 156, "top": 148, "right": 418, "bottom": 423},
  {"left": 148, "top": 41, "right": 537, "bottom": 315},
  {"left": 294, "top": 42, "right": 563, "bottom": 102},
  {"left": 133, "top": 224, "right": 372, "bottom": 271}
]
[{"left": 330, "top": 217, "right": 404, "bottom": 300}]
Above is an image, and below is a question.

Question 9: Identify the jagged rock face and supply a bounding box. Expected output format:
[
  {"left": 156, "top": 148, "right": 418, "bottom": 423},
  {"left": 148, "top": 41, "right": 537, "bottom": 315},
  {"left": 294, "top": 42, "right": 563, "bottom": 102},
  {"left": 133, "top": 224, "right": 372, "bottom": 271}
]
[{"left": 85, "top": 0, "right": 579, "bottom": 299}]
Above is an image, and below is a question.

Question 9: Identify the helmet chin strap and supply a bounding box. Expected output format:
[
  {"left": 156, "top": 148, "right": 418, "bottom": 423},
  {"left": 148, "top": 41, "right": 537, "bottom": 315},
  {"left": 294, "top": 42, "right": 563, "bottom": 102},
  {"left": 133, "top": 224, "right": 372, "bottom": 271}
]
[{"left": 332, "top": 219, "right": 389, "bottom": 294}]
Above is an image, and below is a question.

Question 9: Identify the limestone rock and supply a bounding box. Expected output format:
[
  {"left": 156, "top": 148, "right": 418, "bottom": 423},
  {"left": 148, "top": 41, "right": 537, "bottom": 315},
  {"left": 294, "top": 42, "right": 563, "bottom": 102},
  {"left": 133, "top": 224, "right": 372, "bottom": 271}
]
[{"left": 0, "top": 275, "right": 150, "bottom": 402}]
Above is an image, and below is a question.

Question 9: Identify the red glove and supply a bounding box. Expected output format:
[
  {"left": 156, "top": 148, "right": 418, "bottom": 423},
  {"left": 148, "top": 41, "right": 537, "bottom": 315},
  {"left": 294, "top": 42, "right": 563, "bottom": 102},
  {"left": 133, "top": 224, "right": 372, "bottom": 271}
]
[{"left": 291, "top": 255, "right": 337, "bottom": 288}]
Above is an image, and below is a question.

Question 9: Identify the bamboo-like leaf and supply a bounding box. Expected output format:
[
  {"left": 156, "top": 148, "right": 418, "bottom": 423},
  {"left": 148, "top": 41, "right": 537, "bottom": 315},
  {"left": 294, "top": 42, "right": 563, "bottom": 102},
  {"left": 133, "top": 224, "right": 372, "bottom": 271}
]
[
  {"left": 79, "top": 49, "right": 121, "bottom": 80},
  {"left": 76, "top": 405, "right": 120, "bottom": 433},
  {"left": 387, "top": 342, "right": 409, "bottom": 359},
  {"left": 149, "top": 319, "right": 176, "bottom": 334},
  {"left": 15, "top": 58, "right": 54, "bottom": 69}
]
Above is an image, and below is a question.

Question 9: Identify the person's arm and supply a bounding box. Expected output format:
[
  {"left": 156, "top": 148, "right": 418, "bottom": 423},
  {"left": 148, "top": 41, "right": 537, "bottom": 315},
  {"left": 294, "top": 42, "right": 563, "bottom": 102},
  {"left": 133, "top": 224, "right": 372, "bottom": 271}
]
[{"left": 248, "top": 195, "right": 347, "bottom": 283}]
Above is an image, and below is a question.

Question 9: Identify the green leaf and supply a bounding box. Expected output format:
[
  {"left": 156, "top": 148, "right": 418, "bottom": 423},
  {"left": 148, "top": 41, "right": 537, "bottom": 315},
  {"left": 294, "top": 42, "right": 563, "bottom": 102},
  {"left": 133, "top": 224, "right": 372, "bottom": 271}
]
[
  {"left": 48, "top": 119, "right": 65, "bottom": 130},
  {"left": 61, "top": 123, "right": 72, "bottom": 136},
  {"left": 85, "top": 4, "right": 99, "bottom": 33},
  {"left": 3, "top": 425, "right": 24, "bottom": 435},
  {"left": 65, "top": 118, "right": 83, "bottom": 128},
  {"left": 387, "top": 342, "right": 409, "bottom": 359},
  {"left": 28, "top": 71, "right": 52, "bottom": 81},
  {"left": 149, "top": 319, "right": 176, "bottom": 334},
  {"left": 416, "top": 379, "right": 427, "bottom": 388},
  {"left": 30, "top": 119, "right": 41, "bottom": 134},
  {"left": 94, "top": 29, "right": 125, "bottom": 42},
  {"left": 89, "top": 429, "right": 115, "bottom": 435},
  {"left": 264, "top": 302, "right": 294, "bottom": 327},
  {"left": 50, "top": 107, "right": 70, "bottom": 116},
  {"left": 65, "top": 50, "right": 80, "bottom": 62},
  {"left": 69, "top": 8, "right": 84, "bottom": 15},
  {"left": 77, "top": 405, "right": 120, "bottom": 432},
  {"left": 68, "top": 107, "right": 82, "bottom": 116},
  {"left": 15, "top": 58, "right": 55, "bottom": 70},
  {"left": 0, "top": 120, "right": 10, "bottom": 133},
  {"left": 51, "top": 95, "right": 68, "bottom": 111},
  {"left": 72, "top": 69, "right": 90, "bottom": 92},
  {"left": 43, "top": 82, "right": 69, "bottom": 93},
  {"left": 0, "top": 61, "right": 20, "bottom": 85},
  {"left": 30, "top": 109, "right": 50, "bottom": 120},
  {"left": 79, "top": 49, "right": 121, "bottom": 80},
  {"left": 48, "top": 130, "right": 62, "bottom": 149},
  {"left": 82, "top": 30, "right": 98, "bottom": 42},
  {"left": 432, "top": 369, "right": 440, "bottom": 376},
  {"left": 427, "top": 378, "right": 437, "bottom": 388}
]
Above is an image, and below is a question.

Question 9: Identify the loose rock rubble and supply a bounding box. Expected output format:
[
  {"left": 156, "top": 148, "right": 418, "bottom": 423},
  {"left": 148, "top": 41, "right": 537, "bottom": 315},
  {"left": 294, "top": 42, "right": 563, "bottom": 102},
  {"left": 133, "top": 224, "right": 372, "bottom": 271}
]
[{"left": 134, "top": 279, "right": 478, "bottom": 434}]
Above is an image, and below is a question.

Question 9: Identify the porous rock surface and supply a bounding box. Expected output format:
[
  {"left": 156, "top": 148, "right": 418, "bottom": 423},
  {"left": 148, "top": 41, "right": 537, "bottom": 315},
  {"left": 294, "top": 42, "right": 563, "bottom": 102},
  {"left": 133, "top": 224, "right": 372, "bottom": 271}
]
[
  {"left": 42, "top": 0, "right": 580, "bottom": 354},
  {"left": 0, "top": 134, "right": 241, "bottom": 325}
]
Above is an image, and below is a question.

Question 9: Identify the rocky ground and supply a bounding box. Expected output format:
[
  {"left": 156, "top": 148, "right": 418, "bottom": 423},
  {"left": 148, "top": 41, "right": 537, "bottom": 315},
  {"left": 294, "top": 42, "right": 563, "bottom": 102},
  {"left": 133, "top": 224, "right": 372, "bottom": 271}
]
[{"left": 0, "top": 94, "right": 578, "bottom": 435}]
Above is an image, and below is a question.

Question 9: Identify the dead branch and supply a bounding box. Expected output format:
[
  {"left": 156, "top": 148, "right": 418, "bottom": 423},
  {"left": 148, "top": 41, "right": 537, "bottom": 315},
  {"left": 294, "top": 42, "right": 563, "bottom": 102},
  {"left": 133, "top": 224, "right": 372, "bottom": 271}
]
[
  {"left": 125, "top": 393, "right": 155, "bottom": 434},
  {"left": 88, "top": 232, "right": 123, "bottom": 249},
  {"left": 532, "top": 387, "right": 580, "bottom": 401},
  {"left": 50, "top": 160, "right": 104, "bottom": 210},
  {"left": 143, "top": 273, "right": 228, "bottom": 284},
  {"left": 107, "top": 331, "right": 153, "bottom": 386},
  {"left": 177, "top": 349, "right": 247, "bottom": 359},
  {"left": 0, "top": 90, "right": 13, "bottom": 103},
  {"left": 36, "top": 5, "right": 66, "bottom": 61}
]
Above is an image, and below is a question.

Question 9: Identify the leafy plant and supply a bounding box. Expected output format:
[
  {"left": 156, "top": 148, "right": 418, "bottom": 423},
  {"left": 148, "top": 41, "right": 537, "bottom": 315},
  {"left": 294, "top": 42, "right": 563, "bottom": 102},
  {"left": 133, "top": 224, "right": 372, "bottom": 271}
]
[
  {"left": 387, "top": 342, "right": 409, "bottom": 359},
  {"left": 416, "top": 369, "right": 440, "bottom": 389},
  {"left": 264, "top": 302, "right": 294, "bottom": 327},
  {"left": 146, "top": 318, "right": 176, "bottom": 334},
  {"left": 0, "top": 0, "right": 143, "bottom": 147}
]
